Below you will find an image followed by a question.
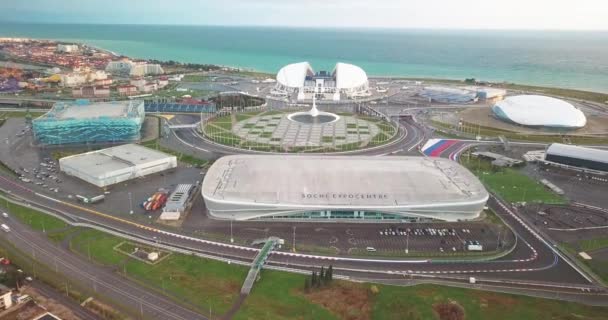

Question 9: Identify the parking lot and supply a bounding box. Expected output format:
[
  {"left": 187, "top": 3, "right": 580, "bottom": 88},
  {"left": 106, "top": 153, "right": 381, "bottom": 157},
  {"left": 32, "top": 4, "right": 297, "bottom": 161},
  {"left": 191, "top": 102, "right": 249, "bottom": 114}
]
[
  {"left": 184, "top": 198, "right": 515, "bottom": 257},
  {"left": 522, "top": 163, "right": 608, "bottom": 208},
  {"left": 521, "top": 203, "right": 608, "bottom": 243},
  {"left": 0, "top": 117, "right": 202, "bottom": 224}
]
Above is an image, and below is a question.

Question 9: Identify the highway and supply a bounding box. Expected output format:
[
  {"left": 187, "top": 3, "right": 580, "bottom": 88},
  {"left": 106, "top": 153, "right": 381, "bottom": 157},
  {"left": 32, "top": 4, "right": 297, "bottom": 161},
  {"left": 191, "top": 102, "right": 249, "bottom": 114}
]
[
  {"left": 0, "top": 211, "right": 209, "bottom": 320},
  {"left": 0, "top": 105, "right": 606, "bottom": 316},
  {"left": 164, "top": 113, "right": 426, "bottom": 159},
  {"left": 0, "top": 149, "right": 599, "bottom": 289}
]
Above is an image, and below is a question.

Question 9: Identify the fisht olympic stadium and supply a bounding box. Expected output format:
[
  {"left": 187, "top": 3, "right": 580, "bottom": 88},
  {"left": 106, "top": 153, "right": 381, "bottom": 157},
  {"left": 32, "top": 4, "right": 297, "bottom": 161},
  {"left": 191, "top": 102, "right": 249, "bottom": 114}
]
[
  {"left": 274, "top": 62, "right": 369, "bottom": 101},
  {"left": 202, "top": 155, "right": 489, "bottom": 222}
]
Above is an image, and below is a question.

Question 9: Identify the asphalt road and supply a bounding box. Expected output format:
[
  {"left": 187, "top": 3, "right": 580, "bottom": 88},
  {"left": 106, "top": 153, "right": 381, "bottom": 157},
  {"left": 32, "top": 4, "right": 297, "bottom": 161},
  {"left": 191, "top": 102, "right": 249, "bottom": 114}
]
[
  {"left": 0, "top": 212, "right": 209, "bottom": 320},
  {"left": 0, "top": 169, "right": 596, "bottom": 288},
  {"left": 0, "top": 105, "right": 605, "bottom": 309},
  {"left": 163, "top": 113, "right": 426, "bottom": 158}
]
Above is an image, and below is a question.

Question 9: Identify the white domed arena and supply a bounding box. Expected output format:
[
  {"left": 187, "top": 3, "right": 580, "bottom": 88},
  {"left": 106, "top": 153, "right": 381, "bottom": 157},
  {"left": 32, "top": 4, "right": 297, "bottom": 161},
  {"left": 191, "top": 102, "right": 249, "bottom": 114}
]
[
  {"left": 273, "top": 62, "right": 369, "bottom": 101},
  {"left": 492, "top": 95, "right": 587, "bottom": 129}
]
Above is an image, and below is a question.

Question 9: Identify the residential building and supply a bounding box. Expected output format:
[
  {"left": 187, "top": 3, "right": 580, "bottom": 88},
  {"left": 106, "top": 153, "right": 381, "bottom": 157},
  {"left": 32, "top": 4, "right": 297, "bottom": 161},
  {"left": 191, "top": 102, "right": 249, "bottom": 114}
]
[
  {"left": 0, "top": 284, "right": 12, "bottom": 310},
  {"left": 117, "top": 85, "right": 138, "bottom": 96}
]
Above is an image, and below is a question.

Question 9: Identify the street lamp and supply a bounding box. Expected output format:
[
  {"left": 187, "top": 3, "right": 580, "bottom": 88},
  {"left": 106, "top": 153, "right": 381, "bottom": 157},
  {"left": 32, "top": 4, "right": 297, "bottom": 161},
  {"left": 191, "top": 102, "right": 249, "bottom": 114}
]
[
  {"left": 292, "top": 226, "right": 296, "bottom": 252},
  {"left": 128, "top": 192, "right": 133, "bottom": 214},
  {"left": 230, "top": 214, "right": 234, "bottom": 243}
]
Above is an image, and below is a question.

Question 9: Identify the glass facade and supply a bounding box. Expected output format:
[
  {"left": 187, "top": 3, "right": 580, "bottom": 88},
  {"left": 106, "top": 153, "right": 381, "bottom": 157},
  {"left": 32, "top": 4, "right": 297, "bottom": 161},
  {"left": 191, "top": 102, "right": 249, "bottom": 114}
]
[
  {"left": 256, "top": 210, "right": 424, "bottom": 222},
  {"left": 33, "top": 100, "right": 145, "bottom": 145}
]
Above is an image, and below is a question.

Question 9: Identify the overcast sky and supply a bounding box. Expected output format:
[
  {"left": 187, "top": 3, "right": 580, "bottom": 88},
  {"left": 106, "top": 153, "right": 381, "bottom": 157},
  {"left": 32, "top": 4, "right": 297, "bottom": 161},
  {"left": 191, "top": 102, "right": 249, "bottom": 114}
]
[{"left": 1, "top": 0, "right": 607, "bottom": 30}]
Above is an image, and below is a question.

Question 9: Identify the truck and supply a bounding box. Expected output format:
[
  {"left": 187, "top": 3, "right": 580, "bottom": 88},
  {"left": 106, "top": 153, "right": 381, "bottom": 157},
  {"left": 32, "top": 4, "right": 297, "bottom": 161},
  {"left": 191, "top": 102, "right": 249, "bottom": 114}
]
[
  {"left": 76, "top": 194, "right": 105, "bottom": 204},
  {"left": 1, "top": 224, "right": 10, "bottom": 232},
  {"left": 141, "top": 190, "right": 169, "bottom": 212},
  {"left": 467, "top": 244, "right": 483, "bottom": 251}
]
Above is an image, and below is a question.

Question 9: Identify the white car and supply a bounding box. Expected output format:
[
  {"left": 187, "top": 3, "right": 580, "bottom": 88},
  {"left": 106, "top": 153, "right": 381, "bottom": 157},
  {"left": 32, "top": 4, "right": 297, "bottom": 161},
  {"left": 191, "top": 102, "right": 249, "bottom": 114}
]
[{"left": 2, "top": 212, "right": 8, "bottom": 218}]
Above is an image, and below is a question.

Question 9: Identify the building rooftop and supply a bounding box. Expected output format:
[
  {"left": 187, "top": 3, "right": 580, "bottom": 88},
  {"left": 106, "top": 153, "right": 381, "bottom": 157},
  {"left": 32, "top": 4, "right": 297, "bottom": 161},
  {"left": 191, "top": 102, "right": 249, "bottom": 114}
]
[
  {"left": 38, "top": 100, "right": 143, "bottom": 120},
  {"left": 492, "top": 95, "right": 587, "bottom": 128},
  {"left": 164, "top": 184, "right": 194, "bottom": 212},
  {"left": 59, "top": 144, "right": 175, "bottom": 178},
  {"left": 547, "top": 143, "right": 608, "bottom": 164},
  {"left": 0, "top": 283, "right": 11, "bottom": 295},
  {"left": 203, "top": 155, "right": 487, "bottom": 207}
]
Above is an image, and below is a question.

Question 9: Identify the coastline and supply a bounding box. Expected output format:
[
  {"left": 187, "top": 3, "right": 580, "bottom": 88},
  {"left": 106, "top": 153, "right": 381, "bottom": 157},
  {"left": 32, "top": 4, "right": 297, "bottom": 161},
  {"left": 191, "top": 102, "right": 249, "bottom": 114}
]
[{"left": 2, "top": 37, "right": 608, "bottom": 104}]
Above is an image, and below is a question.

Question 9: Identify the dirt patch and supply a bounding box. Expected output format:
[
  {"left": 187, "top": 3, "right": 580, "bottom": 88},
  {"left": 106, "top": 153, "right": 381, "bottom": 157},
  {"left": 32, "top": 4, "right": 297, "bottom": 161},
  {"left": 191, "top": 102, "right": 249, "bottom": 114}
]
[
  {"left": 433, "top": 301, "right": 465, "bottom": 320},
  {"left": 471, "top": 290, "right": 517, "bottom": 309},
  {"left": 414, "top": 286, "right": 439, "bottom": 298},
  {"left": 303, "top": 281, "right": 372, "bottom": 320}
]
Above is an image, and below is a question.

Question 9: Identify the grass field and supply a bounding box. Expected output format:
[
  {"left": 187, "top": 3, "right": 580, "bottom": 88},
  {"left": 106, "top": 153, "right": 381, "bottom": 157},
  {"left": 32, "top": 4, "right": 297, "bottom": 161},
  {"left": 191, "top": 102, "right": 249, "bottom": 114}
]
[
  {"left": 575, "top": 238, "right": 608, "bottom": 252},
  {"left": 203, "top": 110, "right": 398, "bottom": 153},
  {"left": 461, "top": 157, "right": 566, "bottom": 204},
  {"left": 4, "top": 203, "right": 608, "bottom": 319},
  {"left": 141, "top": 139, "right": 209, "bottom": 167},
  {"left": 68, "top": 229, "right": 247, "bottom": 315},
  {"left": 182, "top": 74, "right": 211, "bottom": 82},
  {"left": 2, "top": 198, "right": 67, "bottom": 232},
  {"left": 371, "top": 283, "right": 608, "bottom": 320},
  {"left": 238, "top": 273, "right": 608, "bottom": 320},
  {"left": 562, "top": 238, "right": 608, "bottom": 285},
  {"left": 430, "top": 119, "right": 608, "bottom": 144}
]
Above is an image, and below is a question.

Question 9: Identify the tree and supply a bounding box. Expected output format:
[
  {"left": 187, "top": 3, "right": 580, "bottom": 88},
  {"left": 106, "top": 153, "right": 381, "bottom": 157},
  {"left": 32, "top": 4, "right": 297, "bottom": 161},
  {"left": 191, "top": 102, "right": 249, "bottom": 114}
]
[
  {"left": 311, "top": 271, "right": 318, "bottom": 288},
  {"left": 304, "top": 277, "right": 311, "bottom": 293},
  {"left": 327, "top": 265, "right": 333, "bottom": 282},
  {"left": 320, "top": 266, "right": 326, "bottom": 286}
]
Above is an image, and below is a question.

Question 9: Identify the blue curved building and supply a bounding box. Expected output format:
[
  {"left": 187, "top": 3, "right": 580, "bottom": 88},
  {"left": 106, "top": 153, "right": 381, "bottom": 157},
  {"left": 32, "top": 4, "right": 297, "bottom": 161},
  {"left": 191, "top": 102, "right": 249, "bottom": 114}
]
[{"left": 33, "top": 100, "right": 145, "bottom": 145}]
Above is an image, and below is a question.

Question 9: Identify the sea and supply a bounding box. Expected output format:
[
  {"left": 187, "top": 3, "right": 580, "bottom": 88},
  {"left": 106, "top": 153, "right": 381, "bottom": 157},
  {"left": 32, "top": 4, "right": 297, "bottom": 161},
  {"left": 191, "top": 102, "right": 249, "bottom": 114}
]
[{"left": 1, "top": 23, "right": 607, "bottom": 93}]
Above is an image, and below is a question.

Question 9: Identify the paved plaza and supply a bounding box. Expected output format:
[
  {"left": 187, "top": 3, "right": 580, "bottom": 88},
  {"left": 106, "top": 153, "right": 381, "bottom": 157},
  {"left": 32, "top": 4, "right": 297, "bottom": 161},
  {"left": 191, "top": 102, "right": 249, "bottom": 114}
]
[{"left": 231, "top": 113, "right": 380, "bottom": 148}]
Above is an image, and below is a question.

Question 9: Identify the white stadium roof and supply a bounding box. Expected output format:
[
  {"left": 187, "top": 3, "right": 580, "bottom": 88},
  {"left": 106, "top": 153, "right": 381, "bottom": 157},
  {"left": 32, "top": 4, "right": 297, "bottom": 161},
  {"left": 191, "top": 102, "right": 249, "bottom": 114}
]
[
  {"left": 276, "top": 62, "right": 368, "bottom": 90},
  {"left": 276, "top": 62, "right": 314, "bottom": 89},
  {"left": 202, "top": 155, "right": 488, "bottom": 221},
  {"left": 492, "top": 95, "right": 587, "bottom": 128},
  {"left": 333, "top": 62, "right": 368, "bottom": 89}
]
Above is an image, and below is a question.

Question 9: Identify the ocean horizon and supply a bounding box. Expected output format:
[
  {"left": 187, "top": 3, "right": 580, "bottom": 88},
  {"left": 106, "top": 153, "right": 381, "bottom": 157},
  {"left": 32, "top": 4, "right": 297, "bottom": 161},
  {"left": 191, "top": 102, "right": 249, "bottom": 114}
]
[{"left": 1, "top": 23, "right": 608, "bottom": 93}]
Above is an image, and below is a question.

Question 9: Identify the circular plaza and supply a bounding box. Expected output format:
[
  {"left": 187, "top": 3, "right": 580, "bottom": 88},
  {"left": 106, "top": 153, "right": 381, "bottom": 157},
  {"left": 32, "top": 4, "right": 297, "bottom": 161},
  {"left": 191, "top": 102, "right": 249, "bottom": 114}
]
[{"left": 201, "top": 110, "right": 397, "bottom": 153}]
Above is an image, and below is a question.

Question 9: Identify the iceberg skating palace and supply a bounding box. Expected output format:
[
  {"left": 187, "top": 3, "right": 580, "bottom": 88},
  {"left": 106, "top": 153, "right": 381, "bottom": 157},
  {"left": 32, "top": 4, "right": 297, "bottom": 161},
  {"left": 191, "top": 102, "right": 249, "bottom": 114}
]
[
  {"left": 492, "top": 95, "right": 586, "bottom": 129},
  {"left": 202, "top": 155, "right": 489, "bottom": 222},
  {"left": 33, "top": 100, "right": 145, "bottom": 145}
]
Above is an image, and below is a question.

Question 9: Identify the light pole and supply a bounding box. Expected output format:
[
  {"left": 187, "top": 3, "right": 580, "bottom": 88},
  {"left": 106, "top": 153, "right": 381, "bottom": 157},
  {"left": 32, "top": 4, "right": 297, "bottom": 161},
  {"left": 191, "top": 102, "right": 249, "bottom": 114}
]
[
  {"left": 128, "top": 192, "right": 133, "bottom": 215},
  {"left": 292, "top": 226, "right": 296, "bottom": 252},
  {"left": 230, "top": 214, "right": 234, "bottom": 243},
  {"left": 405, "top": 231, "right": 409, "bottom": 254}
]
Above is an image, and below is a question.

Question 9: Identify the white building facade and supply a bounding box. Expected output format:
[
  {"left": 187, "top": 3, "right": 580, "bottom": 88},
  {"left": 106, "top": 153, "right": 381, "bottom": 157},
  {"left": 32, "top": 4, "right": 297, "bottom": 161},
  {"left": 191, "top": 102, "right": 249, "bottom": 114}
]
[
  {"left": 59, "top": 144, "right": 177, "bottom": 188},
  {"left": 202, "top": 155, "right": 488, "bottom": 222}
]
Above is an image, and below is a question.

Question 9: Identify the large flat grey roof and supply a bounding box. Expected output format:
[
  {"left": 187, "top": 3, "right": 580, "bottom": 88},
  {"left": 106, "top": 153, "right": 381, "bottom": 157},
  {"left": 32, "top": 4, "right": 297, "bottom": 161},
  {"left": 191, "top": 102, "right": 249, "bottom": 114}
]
[
  {"left": 59, "top": 144, "right": 174, "bottom": 178},
  {"left": 203, "top": 155, "right": 487, "bottom": 207}
]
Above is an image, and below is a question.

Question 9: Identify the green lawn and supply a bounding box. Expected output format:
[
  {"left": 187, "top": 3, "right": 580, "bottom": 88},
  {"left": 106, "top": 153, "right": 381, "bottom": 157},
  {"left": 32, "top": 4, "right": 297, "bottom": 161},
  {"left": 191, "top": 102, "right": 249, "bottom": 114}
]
[
  {"left": 68, "top": 229, "right": 247, "bottom": 315},
  {"left": 234, "top": 270, "right": 337, "bottom": 320},
  {"left": 182, "top": 74, "right": 211, "bottom": 82},
  {"left": 2, "top": 199, "right": 67, "bottom": 232},
  {"left": 5, "top": 202, "right": 608, "bottom": 320},
  {"left": 576, "top": 238, "right": 608, "bottom": 252},
  {"left": 461, "top": 158, "right": 566, "bottom": 204},
  {"left": 562, "top": 238, "right": 608, "bottom": 285},
  {"left": 141, "top": 140, "right": 208, "bottom": 167},
  {"left": 237, "top": 272, "right": 608, "bottom": 320},
  {"left": 372, "top": 283, "right": 608, "bottom": 320}
]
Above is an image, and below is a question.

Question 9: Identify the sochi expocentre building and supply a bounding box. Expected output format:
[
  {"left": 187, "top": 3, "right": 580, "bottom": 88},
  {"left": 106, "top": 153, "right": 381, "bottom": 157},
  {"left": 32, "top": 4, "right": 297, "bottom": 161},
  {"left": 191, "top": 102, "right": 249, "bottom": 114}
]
[
  {"left": 492, "top": 95, "right": 587, "bottom": 129},
  {"left": 273, "top": 62, "right": 370, "bottom": 101},
  {"left": 202, "top": 155, "right": 489, "bottom": 222}
]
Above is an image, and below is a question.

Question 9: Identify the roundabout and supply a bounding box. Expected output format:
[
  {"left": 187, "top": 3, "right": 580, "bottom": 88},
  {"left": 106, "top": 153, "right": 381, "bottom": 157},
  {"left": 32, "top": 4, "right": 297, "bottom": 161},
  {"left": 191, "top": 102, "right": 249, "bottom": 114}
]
[{"left": 201, "top": 106, "right": 398, "bottom": 153}]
